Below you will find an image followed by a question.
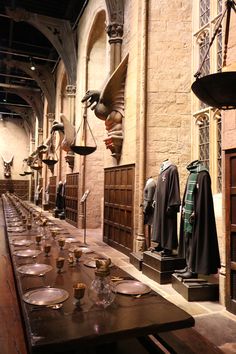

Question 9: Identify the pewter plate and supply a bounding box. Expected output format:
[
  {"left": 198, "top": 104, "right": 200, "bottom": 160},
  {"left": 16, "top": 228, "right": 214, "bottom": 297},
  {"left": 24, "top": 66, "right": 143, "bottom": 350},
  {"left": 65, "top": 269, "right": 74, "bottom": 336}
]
[
  {"left": 13, "top": 249, "right": 41, "bottom": 258},
  {"left": 7, "top": 226, "right": 25, "bottom": 233},
  {"left": 50, "top": 227, "right": 62, "bottom": 232},
  {"left": 7, "top": 222, "right": 22, "bottom": 227},
  {"left": 11, "top": 239, "right": 33, "bottom": 247},
  {"left": 17, "top": 263, "right": 53, "bottom": 276},
  {"left": 23, "top": 287, "right": 69, "bottom": 306},
  {"left": 83, "top": 259, "right": 114, "bottom": 268},
  {"left": 114, "top": 280, "right": 151, "bottom": 295},
  {"left": 80, "top": 246, "right": 94, "bottom": 254}
]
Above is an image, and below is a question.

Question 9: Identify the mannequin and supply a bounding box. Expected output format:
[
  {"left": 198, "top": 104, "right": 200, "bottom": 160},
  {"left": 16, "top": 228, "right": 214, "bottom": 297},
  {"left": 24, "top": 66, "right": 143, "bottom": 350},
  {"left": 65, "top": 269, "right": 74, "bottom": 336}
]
[
  {"left": 55, "top": 181, "right": 65, "bottom": 212},
  {"left": 44, "top": 182, "right": 50, "bottom": 204},
  {"left": 142, "top": 177, "right": 156, "bottom": 225},
  {"left": 141, "top": 177, "right": 156, "bottom": 248},
  {"left": 177, "top": 160, "right": 221, "bottom": 278},
  {"left": 35, "top": 184, "right": 43, "bottom": 206},
  {"left": 152, "top": 159, "right": 181, "bottom": 256}
]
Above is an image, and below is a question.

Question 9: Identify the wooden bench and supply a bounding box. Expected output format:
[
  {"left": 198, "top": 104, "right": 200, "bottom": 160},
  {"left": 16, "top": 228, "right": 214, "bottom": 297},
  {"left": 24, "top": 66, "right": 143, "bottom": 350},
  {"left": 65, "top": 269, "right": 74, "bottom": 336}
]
[{"left": 138, "top": 327, "right": 223, "bottom": 354}]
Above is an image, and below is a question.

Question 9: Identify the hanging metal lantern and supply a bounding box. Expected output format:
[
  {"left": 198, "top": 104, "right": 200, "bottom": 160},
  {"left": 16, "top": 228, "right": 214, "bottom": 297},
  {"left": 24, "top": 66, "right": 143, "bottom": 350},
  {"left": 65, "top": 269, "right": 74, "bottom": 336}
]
[{"left": 191, "top": 0, "right": 236, "bottom": 110}]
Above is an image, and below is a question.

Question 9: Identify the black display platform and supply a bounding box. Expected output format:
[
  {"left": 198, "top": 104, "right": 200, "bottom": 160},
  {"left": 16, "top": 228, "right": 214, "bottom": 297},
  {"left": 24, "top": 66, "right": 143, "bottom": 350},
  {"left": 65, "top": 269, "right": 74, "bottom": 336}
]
[
  {"left": 142, "top": 251, "right": 186, "bottom": 284},
  {"left": 130, "top": 252, "right": 143, "bottom": 271},
  {"left": 172, "top": 273, "right": 219, "bottom": 301}
]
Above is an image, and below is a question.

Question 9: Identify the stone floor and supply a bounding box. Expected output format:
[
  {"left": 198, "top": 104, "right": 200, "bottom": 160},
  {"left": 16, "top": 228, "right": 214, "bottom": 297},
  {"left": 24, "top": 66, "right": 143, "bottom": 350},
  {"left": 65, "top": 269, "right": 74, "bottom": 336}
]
[{"left": 41, "top": 211, "right": 236, "bottom": 354}]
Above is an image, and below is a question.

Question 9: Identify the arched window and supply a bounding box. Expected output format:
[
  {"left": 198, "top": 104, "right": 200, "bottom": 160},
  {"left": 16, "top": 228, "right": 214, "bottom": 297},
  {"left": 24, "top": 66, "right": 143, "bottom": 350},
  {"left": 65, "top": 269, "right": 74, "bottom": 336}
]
[
  {"left": 192, "top": 1, "right": 223, "bottom": 193},
  {"left": 200, "top": 0, "right": 210, "bottom": 27},
  {"left": 197, "top": 115, "right": 210, "bottom": 169}
]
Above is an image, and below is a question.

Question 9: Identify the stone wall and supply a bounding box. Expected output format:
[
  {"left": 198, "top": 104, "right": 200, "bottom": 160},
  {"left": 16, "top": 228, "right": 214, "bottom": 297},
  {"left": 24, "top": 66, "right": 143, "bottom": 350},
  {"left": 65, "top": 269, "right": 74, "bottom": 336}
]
[{"left": 0, "top": 117, "right": 30, "bottom": 180}]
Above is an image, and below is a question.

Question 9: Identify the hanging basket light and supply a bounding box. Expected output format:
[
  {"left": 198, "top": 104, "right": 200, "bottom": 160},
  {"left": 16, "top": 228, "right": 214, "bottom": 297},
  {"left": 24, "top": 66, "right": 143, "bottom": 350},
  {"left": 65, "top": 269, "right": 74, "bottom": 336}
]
[
  {"left": 70, "top": 108, "right": 97, "bottom": 156},
  {"left": 191, "top": 0, "right": 236, "bottom": 110}
]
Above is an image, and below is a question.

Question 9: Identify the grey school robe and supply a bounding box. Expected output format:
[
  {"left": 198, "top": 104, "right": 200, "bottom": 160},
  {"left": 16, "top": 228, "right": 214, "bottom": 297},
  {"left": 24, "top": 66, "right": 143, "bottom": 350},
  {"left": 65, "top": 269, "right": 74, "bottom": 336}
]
[
  {"left": 143, "top": 178, "right": 156, "bottom": 225},
  {"left": 152, "top": 164, "right": 181, "bottom": 250}
]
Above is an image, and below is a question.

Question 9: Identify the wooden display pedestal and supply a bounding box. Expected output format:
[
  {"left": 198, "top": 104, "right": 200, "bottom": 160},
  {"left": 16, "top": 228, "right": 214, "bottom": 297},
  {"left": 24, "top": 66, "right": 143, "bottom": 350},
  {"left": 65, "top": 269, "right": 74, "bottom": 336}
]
[
  {"left": 42, "top": 203, "right": 49, "bottom": 211},
  {"left": 142, "top": 251, "right": 186, "bottom": 284},
  {"left": 172, "top": 273, "right": 219, "bottom": 301},
  {"left": 130, "top": 252, "right": 143, "bottom": 271}
]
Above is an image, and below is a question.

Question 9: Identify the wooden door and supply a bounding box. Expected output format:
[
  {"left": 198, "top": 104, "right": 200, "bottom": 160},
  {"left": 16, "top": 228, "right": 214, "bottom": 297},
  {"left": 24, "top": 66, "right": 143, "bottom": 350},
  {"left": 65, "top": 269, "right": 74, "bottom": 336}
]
[
  {"left": 226, "top": 150, "right": 236, "bottom": 314},
  {"left": 65, "top": 173, "right": 79, "bottom": 227},
  {"left": 103, "top": 164, "right": 134, "bottom": 255}
]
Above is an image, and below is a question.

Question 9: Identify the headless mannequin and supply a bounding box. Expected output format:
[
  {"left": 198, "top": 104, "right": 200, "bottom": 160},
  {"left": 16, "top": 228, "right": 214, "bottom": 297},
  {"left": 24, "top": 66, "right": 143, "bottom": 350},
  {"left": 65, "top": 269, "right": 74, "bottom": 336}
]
[
  {"left": 175, "top": 160, "right": 220, "bottom": 279},
  {"left": 152, "top": 159, "right": 181, "bottom": 256},
  {"left": 142, "top": 177, "right": 156, "bottom": 248}
]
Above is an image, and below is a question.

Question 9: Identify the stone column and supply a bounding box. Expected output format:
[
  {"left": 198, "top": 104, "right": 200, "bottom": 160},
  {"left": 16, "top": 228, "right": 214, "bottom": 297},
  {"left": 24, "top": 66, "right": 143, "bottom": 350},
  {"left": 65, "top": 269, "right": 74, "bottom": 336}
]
[
  {"left": 29, "top": 137, "right": 35, "bottom": 202},
  {"left": 106, "top": 23, "right": 123, "bottom": 73},
  {"left": 135, "top": 0, "right": 148, "bottom": 252},
  {"left": 38, "top": 127, "right": 43, "bottom": 146},
  {"left": 105, "top": 0, "right": 124, "bottom": 73},
  {"left": 46, "top": 112, "right": 55, "bottom": 130},
  {"left": 65, "top": 84, "right": 76, "bottom": 171}
]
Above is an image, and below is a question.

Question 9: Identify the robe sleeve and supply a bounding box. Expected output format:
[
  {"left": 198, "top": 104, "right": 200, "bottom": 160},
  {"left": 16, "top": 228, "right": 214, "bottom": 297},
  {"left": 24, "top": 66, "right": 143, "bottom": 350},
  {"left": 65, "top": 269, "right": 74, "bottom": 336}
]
[{"left": 166, "top": 166, "right": 181, "bottom": 215}]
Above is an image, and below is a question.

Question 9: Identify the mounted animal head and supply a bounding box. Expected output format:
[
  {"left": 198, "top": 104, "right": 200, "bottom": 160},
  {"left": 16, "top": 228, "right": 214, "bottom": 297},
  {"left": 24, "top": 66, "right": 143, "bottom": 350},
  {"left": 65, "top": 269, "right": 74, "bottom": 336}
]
[{"left": 2, "top": 155, "right": 14, "bottom": 178}]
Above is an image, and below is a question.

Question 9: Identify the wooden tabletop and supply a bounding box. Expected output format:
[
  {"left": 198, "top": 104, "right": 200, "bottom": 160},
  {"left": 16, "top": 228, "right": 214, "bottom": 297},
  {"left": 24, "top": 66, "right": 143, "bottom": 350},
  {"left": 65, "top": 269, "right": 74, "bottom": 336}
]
[{"left": 4, "top": 208, "right": 194, "bottom": 354}]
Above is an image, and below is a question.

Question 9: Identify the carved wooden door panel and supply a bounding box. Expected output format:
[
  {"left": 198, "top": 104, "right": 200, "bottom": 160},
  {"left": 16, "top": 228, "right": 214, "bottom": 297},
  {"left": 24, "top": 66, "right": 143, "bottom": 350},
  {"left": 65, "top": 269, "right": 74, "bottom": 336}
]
[
  {"left": 65, "top": 173, "right": 79, "bottom": 227},
  {"left": 226, "top": 150, "right": 236, "bottom": 315},
  {"left": 103, "top": 164, "right": 134, "bottom": 255}
]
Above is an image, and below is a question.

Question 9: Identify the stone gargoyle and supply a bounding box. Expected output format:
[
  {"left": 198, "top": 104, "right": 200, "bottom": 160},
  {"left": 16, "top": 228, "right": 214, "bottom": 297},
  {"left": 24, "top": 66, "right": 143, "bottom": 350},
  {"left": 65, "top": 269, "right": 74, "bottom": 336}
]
[{"left": 81, "top": 54, "right": 129, "bottom": 162}]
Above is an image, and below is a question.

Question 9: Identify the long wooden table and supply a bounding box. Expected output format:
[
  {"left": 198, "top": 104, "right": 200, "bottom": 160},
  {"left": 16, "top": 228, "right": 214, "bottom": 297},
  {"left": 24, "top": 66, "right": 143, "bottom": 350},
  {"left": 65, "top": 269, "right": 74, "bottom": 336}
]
[{"left": 3, "top": 202, "right": 194, "bottom": 354}]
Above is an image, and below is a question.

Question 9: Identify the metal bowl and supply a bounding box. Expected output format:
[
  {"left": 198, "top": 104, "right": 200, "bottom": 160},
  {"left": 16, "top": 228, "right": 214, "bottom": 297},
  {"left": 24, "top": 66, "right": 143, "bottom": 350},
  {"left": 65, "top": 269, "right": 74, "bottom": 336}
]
[
  {"left": 191, "top": 71, "right": 236, "bottom": 110},
  {"left": 191, "top": 72, "right": 236, "bottom": 110},
  {"left": 70, "top": 146, "right": 97, "bottom": 155}
]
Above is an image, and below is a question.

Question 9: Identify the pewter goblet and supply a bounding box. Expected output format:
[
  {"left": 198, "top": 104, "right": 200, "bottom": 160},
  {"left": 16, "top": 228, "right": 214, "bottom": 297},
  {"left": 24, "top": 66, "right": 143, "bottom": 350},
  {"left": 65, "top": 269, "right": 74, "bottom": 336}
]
[
  {"left": 68, "top": 254, "right": 75, "bottom": 267},
  {"left": 74, "top": 248, "right": 82, "bottom": 262},
  {"left": 58, "top": 238, "right": 65, "bottom": 250},
  {"left": 51, "top": 230, "right": 58, "bottom": 240},
  {"left": 73, "top": 282, "right": 86, "bottom": 306},
  {"left": 35, "top": 234, "right": 42, "bottom": 246},
  {"left": 44, "top": 243, "right": 51, "bottom": 257},
  {"left": 56, "top": 257, "right": 65, "bottom": 273}
]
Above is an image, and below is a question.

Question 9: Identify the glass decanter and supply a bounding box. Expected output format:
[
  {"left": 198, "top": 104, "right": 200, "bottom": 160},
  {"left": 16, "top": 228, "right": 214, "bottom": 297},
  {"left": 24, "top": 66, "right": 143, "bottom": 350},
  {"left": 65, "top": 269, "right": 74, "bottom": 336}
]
[{"left": 88, "top": 258, "right": 115, "bottom": 308}]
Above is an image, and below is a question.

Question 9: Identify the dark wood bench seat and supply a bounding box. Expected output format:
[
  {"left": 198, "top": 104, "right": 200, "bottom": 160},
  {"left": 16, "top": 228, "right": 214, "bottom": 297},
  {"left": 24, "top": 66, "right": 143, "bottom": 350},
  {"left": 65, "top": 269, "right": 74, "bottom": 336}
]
[{"left": 151, "top": 327, "right": 223, "bottom": 354}]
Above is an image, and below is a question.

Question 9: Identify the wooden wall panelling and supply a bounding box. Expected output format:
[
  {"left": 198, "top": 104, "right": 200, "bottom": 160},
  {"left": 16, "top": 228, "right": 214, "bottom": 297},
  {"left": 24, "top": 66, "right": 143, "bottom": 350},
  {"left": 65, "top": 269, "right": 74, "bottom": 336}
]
[
  {"left": 65, "top": 173, "right": 79, "bottom": 227},
  {"left": 0, "top": 180, "right": 29, "bottom": 199},
  {"left": 103, "top": 164, "right": 134, "bottom": 255},
  {"left": 226, "top": 150, "right": 236, "bottom": 315},
  {"left": 38, "top": 177, "right": 43, "bottom": 206},
  {"left": 49, "top": 176, "right": 57, "bottom": 211}
]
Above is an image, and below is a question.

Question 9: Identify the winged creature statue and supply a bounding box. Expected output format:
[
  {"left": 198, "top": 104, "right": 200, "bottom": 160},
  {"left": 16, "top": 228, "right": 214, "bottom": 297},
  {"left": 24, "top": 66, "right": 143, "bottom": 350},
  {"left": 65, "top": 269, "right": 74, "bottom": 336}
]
[
  {"left": 81, "top": 54, "right": 129, "bottom": 161},
  {"left": 50, "top": 114, "right": 76, "bottom": 152}
]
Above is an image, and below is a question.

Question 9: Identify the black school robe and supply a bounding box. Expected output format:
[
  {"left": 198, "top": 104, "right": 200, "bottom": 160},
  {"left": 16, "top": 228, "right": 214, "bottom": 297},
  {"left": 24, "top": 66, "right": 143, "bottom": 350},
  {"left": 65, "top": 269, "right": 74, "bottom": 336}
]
[
  {"left": 152, "top": 164, "right": 181, "bottom": 250},
  {"left": 178, "top": 170, "right": 221, "bottom": 274}
]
